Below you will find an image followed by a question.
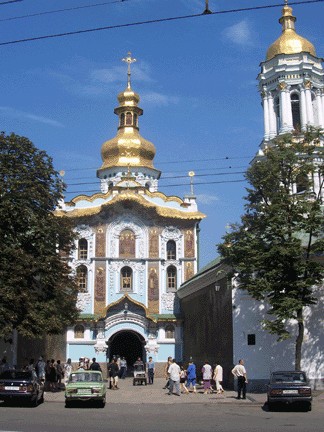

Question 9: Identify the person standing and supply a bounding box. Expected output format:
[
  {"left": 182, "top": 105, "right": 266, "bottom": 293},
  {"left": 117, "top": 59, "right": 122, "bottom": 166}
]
[
  {"left": 56, "top": 360, "right": 63, "bottom": 390},
  {"left": 89, "top": 357, "right": 102, "bottom": 371},
  {"left": 214, "top": 362, "right": 224, "bottom": 394},
  {"left": 167, "top": 358, "right": 181, "bottom": 396},
  {"left": 64, "top": 358, "right": 73, "bottom": 384},
  {"left": 119, "top": 357, "right": 127, "bottom": 379},
  {"left": 202, "top": 360, "right": 213, "bottom": 394},
  {"left": 147, "top": 356, "right": 155, "bottom": 384},
  {"left": 35, "top": 357, "right": 46, "bottom": 381},
  {"left": 180, "top": 365, "right": 189, "bottom": 394},
  {"left": 186, "top": 358, "right": 197, "bottom": 393},
  {"left": 232, "top": 359, "right": 248, "bottom": 399}
]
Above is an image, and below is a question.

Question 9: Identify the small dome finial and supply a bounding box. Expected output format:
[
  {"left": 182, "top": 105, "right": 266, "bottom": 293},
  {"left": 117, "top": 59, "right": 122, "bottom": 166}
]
[{"left": 122, "top": 51, "right": 136, "bottom": 89}]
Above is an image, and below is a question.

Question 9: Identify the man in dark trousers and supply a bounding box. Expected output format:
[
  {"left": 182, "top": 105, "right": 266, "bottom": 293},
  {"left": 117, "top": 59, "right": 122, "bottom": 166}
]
[{"left": 108, "top": 358, "right": 119, "bottom": 389}]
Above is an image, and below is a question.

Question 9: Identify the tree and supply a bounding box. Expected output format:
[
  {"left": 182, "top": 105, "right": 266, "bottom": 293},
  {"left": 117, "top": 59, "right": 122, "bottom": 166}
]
[
  {"left": 218, "top": 129, "right": 324, "bottom": 370},
  {"left": 0, "top": 132, "right": 79, "bottom": 340}
]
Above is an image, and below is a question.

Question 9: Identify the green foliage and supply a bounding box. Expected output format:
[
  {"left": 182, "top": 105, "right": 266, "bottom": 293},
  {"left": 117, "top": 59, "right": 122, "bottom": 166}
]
[
  {"left": 218, "top": 129, "right": 324, "bottom": 345},
  {"left": 0, "top": 132, "right": 79, "bottom": 339}
]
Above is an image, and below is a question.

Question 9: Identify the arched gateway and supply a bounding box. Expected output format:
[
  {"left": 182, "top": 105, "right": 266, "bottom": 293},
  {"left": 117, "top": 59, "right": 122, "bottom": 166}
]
[{"left": 107, "top": 330, "right": 145, "bottom": 369}]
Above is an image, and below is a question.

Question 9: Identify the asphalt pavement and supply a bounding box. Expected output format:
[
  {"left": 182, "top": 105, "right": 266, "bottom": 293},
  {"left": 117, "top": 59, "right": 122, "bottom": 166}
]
[{"left": 44, "top": 377, "right": 324, "bottom": 406}]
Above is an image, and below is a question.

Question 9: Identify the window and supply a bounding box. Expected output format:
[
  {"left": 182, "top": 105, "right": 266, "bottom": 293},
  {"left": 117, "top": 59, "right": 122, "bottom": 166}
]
[
  {"left": 78, "top": 238, "right": 88, "bottom": 260},
  {"left": 126, "top": 112, "right": 132, "bottom": 125},
  {"left": 291, "top": 93, "right": 301, "bottom": 130},
  {"left": 134, "top": 113, "right": 138, "bottom": 127},
  {"left": 76, "top": 265, "right": 88, "bottom": 292},
  {"left": 166, "top": 240, "right": 176, "bottom": 260},
  {"left": 121, "top": 266, "right": 132, "bottom": 291},
  {"left": 165, "top": 324, "right": 175, "bottom": 339},
  {"left": 247, "top": 334, "right": 256, "bottom": 345},
  {"left": 296, "top": 173, "right": 309, "bottom": 193},
  {"left": 120, "top": 113, "right": 125, "bottom": 126},
  {"left": 166, "top": 266, "right": 177, "bottom": 292},
  {"left": 74, "top": 324, "right": 85, "bottom": 339},
  {"left": 119, "top": 229, "right": 135, "bottom": 258}
]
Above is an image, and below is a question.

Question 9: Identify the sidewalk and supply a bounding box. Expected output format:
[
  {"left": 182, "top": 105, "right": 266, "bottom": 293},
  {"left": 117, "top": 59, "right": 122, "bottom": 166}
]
[{"left": 44, "top": 378, "right": 268, "bottom": 405}]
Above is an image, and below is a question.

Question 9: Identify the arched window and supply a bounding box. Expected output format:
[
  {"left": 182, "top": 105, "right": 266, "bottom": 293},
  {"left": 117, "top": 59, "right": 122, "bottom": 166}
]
[
  {"left": 121, "top": 266, "right": 132, "bottom": 291},
  {"left": 165, "top": 324, "right": 175, "bottom": 339},
  {"left": 120, "top": 113, "right": 125, "bottom": 126},
  {"left": 119, "top": 229, "right": 135, "bottom": 258},
  {"left": 78, "top": 238, "right": 88, "bottom": 260},
  {"left": 296, "top": 173, "right": 309, "bottom": 193},
  {"left": 167, "top": 240, "right": 176, "bottom": 260},
  {"left": 291, "top": 93, "right": 301, "bottom": 130},
  {"left": 126, "top": 112, "right": 132, "bottom": 125},
  {"left": 74, "top": 324, "right": 85, "bottom": 339},
  {"left": 76, "top": 265, "right": 88, "bottom": 292},
  {"left": 134, "top": 113, "right": 138, "bottom": 127},
  {"left": 166, "top": 266, "right": 177, "bottom": 292}
]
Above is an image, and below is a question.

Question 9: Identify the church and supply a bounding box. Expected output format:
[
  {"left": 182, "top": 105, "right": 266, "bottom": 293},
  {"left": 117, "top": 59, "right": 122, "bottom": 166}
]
[{"left": 55, "top": 53, "right": 205, "bottom": 372}]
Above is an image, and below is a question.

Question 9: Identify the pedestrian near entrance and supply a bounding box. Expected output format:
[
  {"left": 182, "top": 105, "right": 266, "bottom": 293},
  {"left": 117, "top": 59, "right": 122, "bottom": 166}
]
[
  {"left": 147, "top": 357, "right": 155, "bottom": 384},
  {"left": 108, "top": 358, "right": 119, "bottom": 390},
  {"left": 232, "top": 359, "right": 248, "bottom": 399},
  {"left": 186, "top": 359, "right": 197, "bottom": 393},
  {"left": 167, "top": 359, "right": 181, "bottom": 396},
  {"left": 90, "top": 357, "right": 102, "bottom": 371},
  {"left": 119, "top": 357, "right": 127, "bottom": 379},
  {"left": 202, "top": 361, "right": 213, "bottom": 394},
  {"left": 213, "top": 362, "right": 224, "bottom": 394},
  {"left": 163, "top": 356, "right": 172, "bottom": 389}
]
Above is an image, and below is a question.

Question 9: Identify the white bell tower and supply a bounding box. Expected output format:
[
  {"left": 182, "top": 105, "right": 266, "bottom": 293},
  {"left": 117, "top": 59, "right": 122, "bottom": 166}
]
[{"left": 258, "top": 1, "right": 324, "bottom": 142}]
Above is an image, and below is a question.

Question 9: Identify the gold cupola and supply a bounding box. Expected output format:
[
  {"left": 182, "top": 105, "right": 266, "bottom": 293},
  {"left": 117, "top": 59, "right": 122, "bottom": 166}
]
[
  {"left": 266, "top": 1, "right": 316, "bottom": 61},
  {"left": 98, "top": 53, "right": 157, "bottom": 172}
]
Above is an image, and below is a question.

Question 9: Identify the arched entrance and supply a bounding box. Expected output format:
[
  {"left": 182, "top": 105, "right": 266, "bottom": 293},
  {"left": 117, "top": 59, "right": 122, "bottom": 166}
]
[{"left": 108, "top": 330, "right": 145, "bottom": 372}]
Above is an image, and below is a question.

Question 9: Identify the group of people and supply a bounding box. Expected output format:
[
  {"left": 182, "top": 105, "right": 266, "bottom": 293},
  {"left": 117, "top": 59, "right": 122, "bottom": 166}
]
[{"left": 163, "top": 357, "right": 248, "bottom": 399}]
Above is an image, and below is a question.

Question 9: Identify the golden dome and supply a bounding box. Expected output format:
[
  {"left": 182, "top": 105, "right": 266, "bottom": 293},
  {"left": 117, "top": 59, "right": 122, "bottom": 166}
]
[
  {"left": 266, "top": 4, "right": 316, "bottom": 61},
  {"left": 100, "top": 127, "right": 156, "bottom": 169},
  {"left": 99, "top": 84, "right": 157, "bottom": 170}
]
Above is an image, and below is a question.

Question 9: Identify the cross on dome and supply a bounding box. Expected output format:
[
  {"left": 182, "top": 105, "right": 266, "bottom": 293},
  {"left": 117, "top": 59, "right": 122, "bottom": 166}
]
[{"left": 122, "top": 52, "right": 137, "bottom": 89}]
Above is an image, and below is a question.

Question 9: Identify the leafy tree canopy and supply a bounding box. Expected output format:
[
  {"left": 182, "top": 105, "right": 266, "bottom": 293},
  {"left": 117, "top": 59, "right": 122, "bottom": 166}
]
[
  {"left": 0, "top": 132, "right": 79, "bottom": 339},
  {"left": 218, "top": 129, "right": 324, "bottom": 369}
]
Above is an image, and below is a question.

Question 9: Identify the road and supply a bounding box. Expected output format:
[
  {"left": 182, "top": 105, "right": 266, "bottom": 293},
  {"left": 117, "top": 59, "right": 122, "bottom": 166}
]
[{"left": 0, "top": 378, "right": 323, "bottom": 432}]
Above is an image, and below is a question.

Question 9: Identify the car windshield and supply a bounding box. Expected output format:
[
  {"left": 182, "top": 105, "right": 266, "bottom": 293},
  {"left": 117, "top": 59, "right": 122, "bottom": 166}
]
[
  {"left": 271, "top": 373, "right": 306, "bottom": 383},
  {"left": 0, "top": 371, "right": 32, "bottom": 380},
  {"left": 69, "top": 373, "right": 102, "bottom": 383}
]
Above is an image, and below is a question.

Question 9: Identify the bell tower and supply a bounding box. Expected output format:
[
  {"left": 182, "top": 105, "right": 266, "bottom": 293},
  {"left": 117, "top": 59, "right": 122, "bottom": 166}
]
[{"left": 258, "top": 1, "right": 324, "bottom": 142}]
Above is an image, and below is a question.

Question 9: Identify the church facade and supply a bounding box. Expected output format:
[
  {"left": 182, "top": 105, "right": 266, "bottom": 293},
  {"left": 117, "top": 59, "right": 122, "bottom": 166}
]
[{"left": 55, "top": 54, "right": 205, "bottom": 371}]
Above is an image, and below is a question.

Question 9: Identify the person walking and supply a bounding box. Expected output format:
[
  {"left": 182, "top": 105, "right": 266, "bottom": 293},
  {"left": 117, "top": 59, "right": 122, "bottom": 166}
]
[
  {"left": 163, "top": 356, "right": 172, "bottom": 390},
  {"left": 214, "top": 362, "right": 224, "bottom": 394},
  {"left": 147, "top": 356, "right": 155, "bottom": 384},
  {"left": 167, "top": 358, "right": 181, "bottom": 396},
  {"left": 186, "top": 358, "right": 197, "bottom": 393},
  {"left": 89, "top": 357, "right": 102, "bottom": 371},
  {"left": 180, "top": 365, "right": 189, "bottom": 394},
  {"left": 56, "top": 360, "right": 63, "bottom": 390},
  {"left": 108, "top": 358, "right": 119, "bottom": 390},
  {"left": 202, "top": 360, "right": 213, "bottom": 394},
  {"left": 232, "top": 359, "right": 248, "bottom": 399}
]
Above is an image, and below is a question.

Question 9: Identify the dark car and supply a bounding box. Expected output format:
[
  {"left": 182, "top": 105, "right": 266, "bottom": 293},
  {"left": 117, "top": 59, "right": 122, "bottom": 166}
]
[
  {"left": 267, "top": 371, "right": 312, "bottom": 411},
  {"left": 0, "top": 370, "right": 44, "bottom": 407}
]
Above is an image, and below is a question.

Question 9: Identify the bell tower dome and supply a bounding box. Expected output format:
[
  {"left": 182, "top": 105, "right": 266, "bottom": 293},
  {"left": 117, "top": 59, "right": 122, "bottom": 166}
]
[{"left": 258, "top": 1, "right": 324, "bottom": 142}]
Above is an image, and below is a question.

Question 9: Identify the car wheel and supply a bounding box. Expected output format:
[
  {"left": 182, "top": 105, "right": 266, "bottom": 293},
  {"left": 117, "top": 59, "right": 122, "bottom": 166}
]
[
  {"left": 99, "top": 399, "right": 105, "bottom": 408},
  {"left": 133, "top": 379, "right": 136, "bottom": 386},
  {"left": 65, "top": 401, "right": 72, "bottom": 408},
  {"left": 30, "top": 395, "right": 38, "bottom": 408},
  {"left": 267, "top": 401, "right": 274, "bottom": 411}
]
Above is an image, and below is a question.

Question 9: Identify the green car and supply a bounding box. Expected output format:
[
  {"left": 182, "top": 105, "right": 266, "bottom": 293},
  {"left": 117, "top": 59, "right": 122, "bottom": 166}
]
[{"left": 65, "top": 370, "right": 106, "bottom": 408}]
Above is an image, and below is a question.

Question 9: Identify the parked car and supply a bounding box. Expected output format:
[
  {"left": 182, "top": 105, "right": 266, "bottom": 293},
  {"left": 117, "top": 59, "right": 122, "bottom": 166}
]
[
  {"left": 0, "top": 370, "right": 44, "bottom": 407},
  {"left": 267, "top": 371, "right": 312, "bottom": 411},
  {"left": 65, "top": 370, "right": 106, "bottom": 408}
]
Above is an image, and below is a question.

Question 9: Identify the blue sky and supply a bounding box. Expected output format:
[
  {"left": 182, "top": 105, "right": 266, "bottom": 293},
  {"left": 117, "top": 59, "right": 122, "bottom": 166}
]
[{"left": 1, "top": 0, "right": 323, "bottom": 267}]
